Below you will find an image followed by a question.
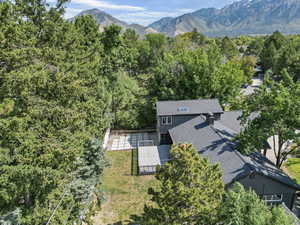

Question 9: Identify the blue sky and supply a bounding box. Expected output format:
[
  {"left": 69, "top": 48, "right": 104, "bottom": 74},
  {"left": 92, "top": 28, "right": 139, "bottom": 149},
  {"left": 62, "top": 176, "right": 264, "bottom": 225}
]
[{"left": 48, "top": 0, "right": 238, "bottom": 26}]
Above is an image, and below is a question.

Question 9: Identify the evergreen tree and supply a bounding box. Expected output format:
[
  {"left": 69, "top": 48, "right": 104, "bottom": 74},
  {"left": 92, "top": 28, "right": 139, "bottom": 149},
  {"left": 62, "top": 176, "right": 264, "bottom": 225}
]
[
  {"left": 220, "top": 36, "right": 239, "bottom": 59},
  {"left": 0, "top": 1, "right": 111, "bottom": 224},
  {"left": 260, "top": 31, "right": 287, "bottom": 71},
  {"left": 141, "top": 144, "right": 224, "bottom": 225},
  {"left": 275, "top": 40, "right": 300, "bottom": 82},
  {"left": 245, "top": 38, "right": 264, "bottom": 57}
]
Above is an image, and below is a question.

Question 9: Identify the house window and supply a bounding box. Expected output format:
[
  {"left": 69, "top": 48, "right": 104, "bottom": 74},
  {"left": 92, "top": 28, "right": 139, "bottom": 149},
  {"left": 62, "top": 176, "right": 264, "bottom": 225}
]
[
  {"left": 161, "top": 116, "right": 172, "bottom": 125},
  {"left": 177, "top": 107, "right": 189, "bottom": 113},
  {"left": 263, "top": 194, "right": 283, "bottom": 205}
]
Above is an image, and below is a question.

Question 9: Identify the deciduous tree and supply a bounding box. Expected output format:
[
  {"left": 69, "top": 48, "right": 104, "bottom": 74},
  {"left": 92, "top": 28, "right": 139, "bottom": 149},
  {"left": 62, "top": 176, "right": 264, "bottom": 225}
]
[
  {"left": 142, "top": 144, "right": 224, "bottom": 225},
  {"left": 219, "top": 183, "right": 294, "bottom": 225},
  {"left": 237, "top": 70, "right": 300, "bottom": 168}
]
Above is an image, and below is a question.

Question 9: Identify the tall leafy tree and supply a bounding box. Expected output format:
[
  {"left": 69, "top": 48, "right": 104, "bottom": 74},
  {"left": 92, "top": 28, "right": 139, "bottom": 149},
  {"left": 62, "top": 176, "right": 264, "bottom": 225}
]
[
  {"left": 260, "top": 31, "right": 287, "bottom": 71},
  {"left": 176, "top": 28, "right": 206, "bottom": 46},
  {"left": 0, "top": 0, "right": 111, "bottom": 224},
  {"left": 99, "top": 24, "right": 139, "bottom": 77},
  {"left": 220, "top": 36, "right": 239, "bottom": 59},
  {"left": 219, "top": 183, "right": 294, "bottom": 225},
  {"left": 149, "top": 46, "right": 246, "bottom": 105},
  {"left": 237, "top": 70, "right": 300, "bottom": 168},
  {"left": 245, "top": 37, "right": 265, "bottom": 57},
  {"left": 275, "top": 40, "right": 300, "bottom": 82},
  {"left": 238, "top": 56, "right": 257, "bottom": 83},
  {"left": 211, "top": 60, "right": 246, "bottom": 103},
  {"left": 145, "top": 33, "right": 167, "bottom": 65},
  {"left": 141, "top": 144, "right": 224, "bottom": 225},
  {"left": 110, "top": 71, "right": 141, "bottom": 129}
]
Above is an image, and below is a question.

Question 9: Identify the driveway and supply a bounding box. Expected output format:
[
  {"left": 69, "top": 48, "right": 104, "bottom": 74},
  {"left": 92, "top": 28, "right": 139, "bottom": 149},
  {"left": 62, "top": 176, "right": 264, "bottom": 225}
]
[{"left": 265, "top": 135, "right": 293, "bottom": 165}]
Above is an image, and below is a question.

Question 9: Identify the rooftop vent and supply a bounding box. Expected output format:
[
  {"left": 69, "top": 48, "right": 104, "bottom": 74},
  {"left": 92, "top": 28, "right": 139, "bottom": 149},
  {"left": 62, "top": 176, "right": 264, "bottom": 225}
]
[
  {"left": 177, "top": 106, "right": 189, "bottom": 113},
  {"left": 206, "top": 112, "right": 215, "bottom": 125}
]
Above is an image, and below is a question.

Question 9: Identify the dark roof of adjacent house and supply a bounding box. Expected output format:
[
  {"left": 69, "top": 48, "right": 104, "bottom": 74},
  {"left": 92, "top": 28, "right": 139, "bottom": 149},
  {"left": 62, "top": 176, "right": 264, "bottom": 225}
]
[
  {"left": 156, "top": 99, "right": 224, "bottom": 116},
  {"left": 218, "top": 111, "right": 260, "bottom": 134},
  {"left": 168, "top": 114, "right": 300, "bottom": 190}
]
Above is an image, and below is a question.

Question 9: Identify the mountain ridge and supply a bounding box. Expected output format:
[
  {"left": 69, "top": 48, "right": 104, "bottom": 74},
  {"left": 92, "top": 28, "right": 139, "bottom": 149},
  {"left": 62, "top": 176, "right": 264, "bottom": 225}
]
[
  {"left": 148, "top": 0, "right": 300, "bottom": 36},
  {"left": 70, "top": 8, "right": 157, "bottom": 36},
  {"left": 71, "top": 0, "right": 300, "bottom": 37}
]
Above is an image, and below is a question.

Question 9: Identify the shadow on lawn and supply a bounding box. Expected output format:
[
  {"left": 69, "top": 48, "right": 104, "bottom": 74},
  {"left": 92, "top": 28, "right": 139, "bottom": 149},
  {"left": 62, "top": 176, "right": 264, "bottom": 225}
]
[
  {"left": 131, "top": 149, "right": 139, "bottom": 176},
  {"left": 107, "top": 214, "right": 143, "bottom": 225}
]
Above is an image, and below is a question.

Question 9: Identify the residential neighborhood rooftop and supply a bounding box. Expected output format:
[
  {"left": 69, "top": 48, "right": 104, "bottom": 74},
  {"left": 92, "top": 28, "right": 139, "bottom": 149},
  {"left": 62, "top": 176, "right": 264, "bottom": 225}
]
[
  {"left": 168, "top": 114, "right": 300, "bottom": 189},
  {"left": 156, "top": 99, "right": 224, "bottom": 116}
]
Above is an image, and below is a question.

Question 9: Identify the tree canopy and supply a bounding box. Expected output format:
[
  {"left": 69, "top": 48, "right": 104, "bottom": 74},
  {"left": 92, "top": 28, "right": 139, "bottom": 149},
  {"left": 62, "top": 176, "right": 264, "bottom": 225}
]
[
  {"left": 141, "top": 144, "right": 224, "bottom": 225},
  {"left": 2, "top": 1, "right": 300, "bottom": 223},
  {"left": 219, "top": 183, "right": 294, "bottom": 225},
  {"left": 237, "top": 70, "right": 300, "bottom": 168}
]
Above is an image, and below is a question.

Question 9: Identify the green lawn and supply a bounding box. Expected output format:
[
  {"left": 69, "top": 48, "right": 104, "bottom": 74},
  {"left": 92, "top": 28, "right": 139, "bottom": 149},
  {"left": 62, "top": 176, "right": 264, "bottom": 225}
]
[
  {"left": 284, "top": 158, "right": 300, "bottom": 184},
  {"left": 93, "top": 150, "right": 157, "bottom": 225}
]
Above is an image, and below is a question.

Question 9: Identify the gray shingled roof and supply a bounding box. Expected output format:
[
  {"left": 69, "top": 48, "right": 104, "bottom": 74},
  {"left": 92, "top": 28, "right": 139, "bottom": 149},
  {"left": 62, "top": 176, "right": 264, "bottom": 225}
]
[
  {"left": 248, "top": 152, "right": 300, "bottom": 190},
  {"left": 218, "top": 111, "right": 260, "bottom": 134},
  {"left": 169, "top": 115, "right": 300, "bottom": 189},
  {"left": 169, "top": 116, "right": 252, "bottom": 184},
  {"left": 156, "top": 99, "right": 224, "bottom": 116}
]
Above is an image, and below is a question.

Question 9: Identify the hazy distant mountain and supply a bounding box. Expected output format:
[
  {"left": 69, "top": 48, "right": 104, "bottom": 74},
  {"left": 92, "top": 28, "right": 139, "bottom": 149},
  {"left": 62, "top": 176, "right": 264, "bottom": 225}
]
[
  {"left": 70, "top": 8, "right": 157, "bottom": 36},
  {"left": 148, "top": 0, "right": 300, "bottom": 37}
]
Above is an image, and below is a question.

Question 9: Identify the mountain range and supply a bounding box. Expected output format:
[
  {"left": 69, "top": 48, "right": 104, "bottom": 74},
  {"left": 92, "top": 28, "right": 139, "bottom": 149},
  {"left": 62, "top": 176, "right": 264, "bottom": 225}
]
[
  {"left": 70, "top": 8, "right": 157, "bottom": 36},
  {"left": 71, "top": 0, "right": 300, "bottom": 37}
]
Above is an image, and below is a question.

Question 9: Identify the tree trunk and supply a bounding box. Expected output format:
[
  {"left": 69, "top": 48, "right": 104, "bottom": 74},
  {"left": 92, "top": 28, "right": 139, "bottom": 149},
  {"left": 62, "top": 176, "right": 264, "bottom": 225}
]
[
  {"left": 263, "top": 148, "right": 267, "bottom": 156},
  {"left": 276, "top": 133, "right": 284, "bottom": 168}
]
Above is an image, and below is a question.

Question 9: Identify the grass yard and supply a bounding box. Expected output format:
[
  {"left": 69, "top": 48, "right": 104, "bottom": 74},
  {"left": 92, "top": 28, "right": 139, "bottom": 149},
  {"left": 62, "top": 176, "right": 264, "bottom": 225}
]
[
  {"left": 93, "top": 150, "right": 157, "bottom": 225},
  {"left": 284, "top": 158, "right": 300, "bottom": 184}
]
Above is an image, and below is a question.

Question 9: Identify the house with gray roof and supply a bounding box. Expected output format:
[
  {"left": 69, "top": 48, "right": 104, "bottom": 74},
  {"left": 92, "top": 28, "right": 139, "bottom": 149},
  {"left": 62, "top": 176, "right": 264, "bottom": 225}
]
[{"left": 138, "top": 98, "right": 300, "bottom": 211}]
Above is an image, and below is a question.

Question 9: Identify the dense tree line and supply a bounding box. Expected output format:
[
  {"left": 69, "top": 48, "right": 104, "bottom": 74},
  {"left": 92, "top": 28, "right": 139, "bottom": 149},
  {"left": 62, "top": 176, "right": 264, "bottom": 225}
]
[
  {"left": 1, "top": 0, "right": 300, "bottom": 224},
  {"left": 0, "top": 1, "right": 111, "bottom": 224}
]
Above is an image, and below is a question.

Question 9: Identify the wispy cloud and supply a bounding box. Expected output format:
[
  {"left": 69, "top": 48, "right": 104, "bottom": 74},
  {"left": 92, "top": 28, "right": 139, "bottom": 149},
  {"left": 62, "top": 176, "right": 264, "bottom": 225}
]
[
  {"left": 64, "top": 8, "right": 83, "bottom": 18},
  {"left": 71, "top": 0, "right": 145, "bottom": 11},
  {"left": 177, "top": 8, "right": 194, "bottom": 13},
  {"left": 117, "top": 9, "right": 195, "bottom": 26}
]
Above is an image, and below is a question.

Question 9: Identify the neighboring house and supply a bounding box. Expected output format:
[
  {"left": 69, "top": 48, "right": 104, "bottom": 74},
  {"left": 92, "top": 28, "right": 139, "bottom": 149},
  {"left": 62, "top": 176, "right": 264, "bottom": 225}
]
[{"left": 138, "top": 99, "right": 300, "bottom": 210}]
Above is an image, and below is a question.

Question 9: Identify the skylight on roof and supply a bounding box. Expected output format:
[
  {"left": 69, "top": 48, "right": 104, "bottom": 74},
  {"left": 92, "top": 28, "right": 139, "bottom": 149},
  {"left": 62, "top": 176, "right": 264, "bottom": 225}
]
[{"left": 177, "top": 107, "right": 189, "bottom": 112}]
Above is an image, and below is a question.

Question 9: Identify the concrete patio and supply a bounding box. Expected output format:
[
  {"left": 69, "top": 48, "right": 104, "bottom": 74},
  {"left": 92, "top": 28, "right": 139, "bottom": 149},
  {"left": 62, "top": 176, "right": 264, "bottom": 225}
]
[{"left": 107, "top": 131, "right": 158, "bottom": 151}]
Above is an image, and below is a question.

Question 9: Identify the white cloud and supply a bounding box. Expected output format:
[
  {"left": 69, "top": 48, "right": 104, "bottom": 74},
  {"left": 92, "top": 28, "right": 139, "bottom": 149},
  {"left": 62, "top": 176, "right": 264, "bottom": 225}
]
[
  {"left": 64, "top": 8, "right": 83, "bottom": 18},
  {"left": 117, "top": 9, "right": 194, "bottom": 26},
  {"left": 177, "top": 8, "right": 194, "bottom": 13},
  {"left": 71, "top": 0, "right": 145, "bottom": 11}
]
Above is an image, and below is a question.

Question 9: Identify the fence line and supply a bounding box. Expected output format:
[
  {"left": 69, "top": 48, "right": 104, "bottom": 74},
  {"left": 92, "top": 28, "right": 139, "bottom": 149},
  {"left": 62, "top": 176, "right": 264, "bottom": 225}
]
[{"left": 103, "top": 128, "right": 110, "bottom": 150}]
